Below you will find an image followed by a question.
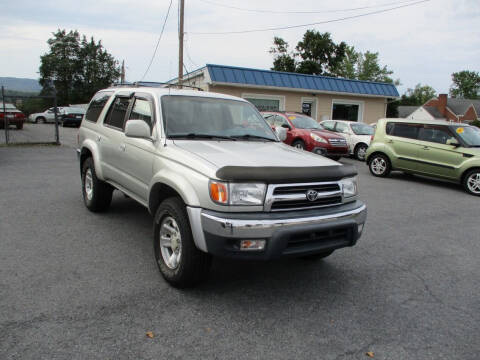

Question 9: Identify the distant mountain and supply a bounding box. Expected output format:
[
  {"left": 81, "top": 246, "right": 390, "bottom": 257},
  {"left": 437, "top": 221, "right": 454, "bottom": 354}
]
[{"left": 0, "top": 77, "right": 42, "bottom": 93}]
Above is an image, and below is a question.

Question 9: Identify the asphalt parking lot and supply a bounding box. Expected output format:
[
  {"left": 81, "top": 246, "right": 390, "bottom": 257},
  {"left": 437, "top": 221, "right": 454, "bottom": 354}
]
[
  {"left": 0, "top": 123, "right": 78, "bottom": 147},
  {"left": 0, "top": 145, "right": 479, "bottom": 360}
]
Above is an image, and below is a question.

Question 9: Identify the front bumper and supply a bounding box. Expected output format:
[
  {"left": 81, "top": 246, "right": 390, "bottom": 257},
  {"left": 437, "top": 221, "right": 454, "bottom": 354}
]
[
  {"left": 187, "top": 201, "right": 366, "bottom": 260},
  {"left": 312, "top": 146, "right": 349, "bottom": 157}
]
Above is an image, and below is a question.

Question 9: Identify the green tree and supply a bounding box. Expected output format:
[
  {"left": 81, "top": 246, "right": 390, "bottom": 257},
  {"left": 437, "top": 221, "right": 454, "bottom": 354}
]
[
  {"left": 39, "top": 30, "right": 81, "bottom": 105},
  {"left": 449, "top": 70, "right": 480, "bottom": 99},
  {"left": 39, "top": 29, "right": 120, "bottom": 105},
  {"left": 336, "top": 45, "right": 358, "bottom": 79},
  {"left": 269, "top": 37, "right": 295, "bottom": 72},
  {"left": 270, "top": 31, "right": 346, "bottom": 76},
  {"left": 357, "top": 51, "right": 395, "bottom": 83},
  {"left": 399, "top": 84, "right": 437, "bottom": 106}
]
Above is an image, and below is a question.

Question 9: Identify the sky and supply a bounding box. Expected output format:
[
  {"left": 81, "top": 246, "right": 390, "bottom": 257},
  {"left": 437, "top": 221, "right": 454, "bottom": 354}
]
[{"left": 0, "top": 0, "right": 479, "bottom": 95}]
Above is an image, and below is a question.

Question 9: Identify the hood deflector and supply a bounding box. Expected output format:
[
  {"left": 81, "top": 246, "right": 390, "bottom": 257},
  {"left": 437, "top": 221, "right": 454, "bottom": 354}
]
[{"left": 216, "top": 164, "right": 357, "bottom": 183}]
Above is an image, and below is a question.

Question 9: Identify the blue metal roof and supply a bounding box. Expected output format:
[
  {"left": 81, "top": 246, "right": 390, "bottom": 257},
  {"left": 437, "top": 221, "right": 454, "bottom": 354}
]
[{"left": 206, "top": 64, "right": 399, "bottom": 98}]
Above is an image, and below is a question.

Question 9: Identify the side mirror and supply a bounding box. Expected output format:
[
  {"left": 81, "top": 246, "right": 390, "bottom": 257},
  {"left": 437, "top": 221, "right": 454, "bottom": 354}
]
[
  {"left": 446, "top": 139, "right": 460, "bottom": 147},
  {"left": 281, "top": 124, "right": 291, "bottom": 129},
  {"left": 125, "top": 119, "right": 151, "bottom": 139},
  {"left": 275, "top": 127, "right": 287, "bottom": 142}
]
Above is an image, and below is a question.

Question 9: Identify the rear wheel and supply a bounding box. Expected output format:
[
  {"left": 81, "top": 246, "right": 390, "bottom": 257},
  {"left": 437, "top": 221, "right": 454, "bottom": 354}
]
[
  {"left": 81, "top": 157, "right": 113, "bottom": 212},
  {"left": 36, "top": 117, "right": 45, "bottom": 124},
  {"left": 329, "top": 155, "right": 341, "bottom": 161},
  {"left": 369, "top": 153, "right": 391, "bottom": 177},
  {"left": 463, "top": 169, "right": 480, "bottom": 196},
  {"left": 154, "top": 197, "right": 212, "bottom": 288},
  {"left": 292, "top": 140, "right": 305, "bottom": 150},
  {"left": 16, "top": 123, "right": 23, "bottom": 130},
  {"left": 354, "top": 143, "right": 368, "bottom": 161}
]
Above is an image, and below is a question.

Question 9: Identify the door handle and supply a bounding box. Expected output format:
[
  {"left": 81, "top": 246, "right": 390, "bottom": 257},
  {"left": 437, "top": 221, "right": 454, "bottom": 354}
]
[
  {"left": 422, "top": 146, "right": 430, "bottom": 150},
  {"left": 386, "top": 140, "right": 393, "bottom": 144},
  {"left": 119, "top": 144, "right": 126, "bottom": 152},
  {"left": 96, "top": 135, "right": 101, "bottom": 142}
]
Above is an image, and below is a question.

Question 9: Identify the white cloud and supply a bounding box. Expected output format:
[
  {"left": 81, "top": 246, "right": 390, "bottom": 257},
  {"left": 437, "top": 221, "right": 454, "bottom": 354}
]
[{"left": 0, "top": 0, "right": 479, "bottom": 94}]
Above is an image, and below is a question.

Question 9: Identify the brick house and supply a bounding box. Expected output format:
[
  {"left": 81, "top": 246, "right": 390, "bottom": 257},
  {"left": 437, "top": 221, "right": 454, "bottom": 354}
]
[{"left": 406, "top": 94, "right": 480, "bottom": 123}]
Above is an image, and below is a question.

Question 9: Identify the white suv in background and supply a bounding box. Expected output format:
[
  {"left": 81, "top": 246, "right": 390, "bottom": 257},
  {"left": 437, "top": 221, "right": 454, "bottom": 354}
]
[{"left": 321, "top": 120, "right": 375, "bottom": 161}]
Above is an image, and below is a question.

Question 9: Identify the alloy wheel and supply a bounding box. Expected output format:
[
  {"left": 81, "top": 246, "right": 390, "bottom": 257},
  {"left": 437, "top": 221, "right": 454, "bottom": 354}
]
[
  {"left": 467, "top": 173, "right": 480, "bottom": 194},
  {"left": 371, "top": 157, "right": 387, "bottom": 175},
  {"left": 84, "top": 168, "right": 93, "bottom": 200},
  {"left": 159, "top": 216, "right": 182, "bottom": 269}
]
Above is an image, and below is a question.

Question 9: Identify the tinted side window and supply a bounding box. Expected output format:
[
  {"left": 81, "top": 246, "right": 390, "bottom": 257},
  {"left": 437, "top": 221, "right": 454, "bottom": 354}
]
[
  {"left": 418, "top": 125, "right": 455, "bottom": 145},
  {"left": 322, "top": 121, "right": 335, "bottom": 131},
  {"left": 104, "top": 97, "right": 130, "bottom": 129},
  {"left": 274, "top": 115, "right": 289, "bottom": 127},
  {"left": 390, "top": 123, "right": 420, "bottom": 139},
  {"left": 335, "top": 122, "right": 348, "bottom": 133},
  {"left": 85, "top": 91, "right": 113, "bottom": 123},
  {"left": 129, "top": 98, "right": 153, "bottom": 130}
]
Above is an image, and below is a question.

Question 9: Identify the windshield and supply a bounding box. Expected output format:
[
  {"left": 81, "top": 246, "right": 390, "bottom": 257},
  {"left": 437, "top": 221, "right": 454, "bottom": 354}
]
[
  {"left": 351, "top": 123, "right": 375, "bottom": 135},
  {"left": 289, "top": 115, "right": 323, "bottom": 129},
  {"left": 452, "top": 126, "right": 480, "bottom": 146},
  {"left": 161, "top": 96, "right": 277, "bottom": 141}
]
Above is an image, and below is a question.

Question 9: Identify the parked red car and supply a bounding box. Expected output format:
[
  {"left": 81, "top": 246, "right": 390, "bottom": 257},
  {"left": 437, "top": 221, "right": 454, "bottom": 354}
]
[
  {"left": 0, "top": 102, "right": 25, "bottom": 129},
  {"left": 261, "top": 111, "right": 349, "bottom": 160}
]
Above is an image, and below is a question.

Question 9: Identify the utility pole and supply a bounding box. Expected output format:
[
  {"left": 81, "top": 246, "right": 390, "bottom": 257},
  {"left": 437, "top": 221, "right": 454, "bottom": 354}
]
[
  {"left": 178, "top": 0, "right": 185, "bottom": 85},
  {"left": 121, "top": 60, "right": 125, "bottom": 83}
]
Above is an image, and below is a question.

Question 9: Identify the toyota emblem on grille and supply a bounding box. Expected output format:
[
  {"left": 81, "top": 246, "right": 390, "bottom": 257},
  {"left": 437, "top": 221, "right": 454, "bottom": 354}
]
[{"left": 306, "top": 189, "right": 318, "bottom": 202}]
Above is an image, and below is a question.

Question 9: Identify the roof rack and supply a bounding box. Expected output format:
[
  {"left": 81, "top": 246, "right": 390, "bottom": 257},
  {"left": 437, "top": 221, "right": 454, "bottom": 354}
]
[{"left": 111, "top": 81, "right": 203, "bottom": 91}]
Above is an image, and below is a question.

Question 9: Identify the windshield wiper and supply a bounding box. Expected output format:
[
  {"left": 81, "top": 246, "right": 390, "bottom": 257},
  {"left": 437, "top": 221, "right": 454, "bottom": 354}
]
[
  {"left": 169, "top": 133, "right": 236, "bottom": 140},
  {"left": 230, "top": 134, "right": 277, "bottom": 141}
]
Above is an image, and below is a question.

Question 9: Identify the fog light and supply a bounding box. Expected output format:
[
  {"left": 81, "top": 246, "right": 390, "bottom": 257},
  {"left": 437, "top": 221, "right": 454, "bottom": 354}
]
[
  {"left": 358, "top": 223, "right": 364, "bottom": 234},
  {"left": 239, "top": 239, "right": 266, "bottom": 251}
]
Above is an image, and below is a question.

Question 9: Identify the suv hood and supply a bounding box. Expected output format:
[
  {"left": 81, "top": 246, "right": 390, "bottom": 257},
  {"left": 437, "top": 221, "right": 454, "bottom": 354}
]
[{"left": 172, "top": 140, "right": 356, "bottom": 182}]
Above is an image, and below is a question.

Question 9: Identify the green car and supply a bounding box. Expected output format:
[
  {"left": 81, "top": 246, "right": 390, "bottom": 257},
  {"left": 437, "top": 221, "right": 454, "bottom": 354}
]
[{"left": 365, "top": 119, "right": 480, "bottom": 196}]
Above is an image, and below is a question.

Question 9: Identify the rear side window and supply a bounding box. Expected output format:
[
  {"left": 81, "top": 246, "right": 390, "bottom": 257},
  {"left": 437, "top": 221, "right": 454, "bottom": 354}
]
[
  {"left": 322, "top": 121, "right": 335, "bottom": 131},
  {"left": 104, "top": 97, "right": 131, "bottom": 129},
  {"left": 85, "top": 91, "right": 113, "bottom": 123},
  {"left": 387, "top": 123, "right": 420, "bottom": 139},
  {"left": 418, "top": 125, "right": 455, "bottom": 145}
]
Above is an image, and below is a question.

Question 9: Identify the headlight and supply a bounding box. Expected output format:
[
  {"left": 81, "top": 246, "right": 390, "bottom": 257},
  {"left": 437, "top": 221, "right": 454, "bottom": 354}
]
[
  {"left": 310, "top": 133, "right": 327, "bottom": 143},
  {"left": 209, "top": 181, "right": 266, "bottom": 205},
  {"left": 340, "top": 176, "right": 358, "bottom": 197}
]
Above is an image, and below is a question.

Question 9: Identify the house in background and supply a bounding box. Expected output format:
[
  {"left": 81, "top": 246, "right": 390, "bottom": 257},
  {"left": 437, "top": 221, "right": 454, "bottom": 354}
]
[
  {"left": 169, "top": 64, "right": 399, "bottom": 124},
  {"left": 399, "top": 94, "right": 480, "bottom": 123}
]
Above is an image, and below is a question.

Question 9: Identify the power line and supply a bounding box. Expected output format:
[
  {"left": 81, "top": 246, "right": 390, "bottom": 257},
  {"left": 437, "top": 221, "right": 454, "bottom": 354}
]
[
  {"left": 140, "top": 0, "right": 173, "bottom": 81},
  {"left": 197, "top": 0, "right": 421, "bottom": 14},
  {"left": 190, "top": 0, "right": 430, "bottom": 35}
]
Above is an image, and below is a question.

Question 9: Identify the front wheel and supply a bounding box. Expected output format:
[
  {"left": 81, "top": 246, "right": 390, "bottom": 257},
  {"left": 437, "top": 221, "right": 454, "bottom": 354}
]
[
  {"left": 81, "top": 157, "right": 113, "bottom": 212},
  {"left": 292, "top": 140, "right": 305, "bottom": 150},
  {"left": 463, "top": 169, "right": 480, "bottom": 196},
  {"left": 154, "top": 197, "right": 212, "bottom": 288},
  {"left": 368, "top": 153, "right": 391, "bottom": 177},
  {"left": 355, "top": 143, "right": 368, "bottom": 161},
  {"left": 329, "top": 155, "right": 341, "bottom": 161}
]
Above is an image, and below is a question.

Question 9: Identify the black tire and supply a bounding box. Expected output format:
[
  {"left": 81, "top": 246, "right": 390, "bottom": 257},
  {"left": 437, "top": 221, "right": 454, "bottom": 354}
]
[
  {"left": 354, "top": 143, "right": 368, "bottom": 161},
  {"left": 462, "top": 169, "right": 480, "bottom": 196},
  {"left": 81, "top": 157, "right": 113, "bottom": 212},
  {"left": 292, "top": 140, "right": 306, "bottom": 150},
  {"left": 301, "top": 250, "right": 334, "bottom": 260},
  {"left": 36, "top": 117, "right": 45, "bottom": 124},
  {"left": 154, "top": 197, "right": 212, "bottom": 288},
  {"left": 368, "top": 153, "right": 391, "bottom": 177},
  {"left": 329, "top": 155, "right": 341, "bottom": 161},
  {"left": 16, "top": 123, "right": 23, "bottom": 130}
]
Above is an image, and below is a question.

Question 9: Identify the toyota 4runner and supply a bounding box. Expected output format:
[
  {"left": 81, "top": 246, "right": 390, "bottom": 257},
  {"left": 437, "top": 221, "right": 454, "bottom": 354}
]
[{"left": 77, "top": 86, "right": 367, "bottom": 287}]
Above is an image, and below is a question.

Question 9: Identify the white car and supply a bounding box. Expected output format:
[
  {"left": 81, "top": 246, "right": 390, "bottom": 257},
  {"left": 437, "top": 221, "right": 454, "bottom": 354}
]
[
  {"left": 320, "top": 120, "right": 374, "bottom": 161},
  {"left": 28, "top": 107, "right": 66, "bottom": 123}
]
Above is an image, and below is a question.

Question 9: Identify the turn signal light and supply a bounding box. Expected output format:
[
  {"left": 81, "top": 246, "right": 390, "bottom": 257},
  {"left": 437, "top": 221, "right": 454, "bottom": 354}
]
[
  {"left": 240, "top": 239, "right": 266, "bottom": 251},
  {"left": 209, "top": 181, "right": 228, "bottom": 204}
]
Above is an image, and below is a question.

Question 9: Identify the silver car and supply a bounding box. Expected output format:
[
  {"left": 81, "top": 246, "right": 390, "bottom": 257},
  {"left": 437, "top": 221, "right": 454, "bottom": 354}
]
[{"left": 77, "top": 86, "right": 367, "bottom": 287}]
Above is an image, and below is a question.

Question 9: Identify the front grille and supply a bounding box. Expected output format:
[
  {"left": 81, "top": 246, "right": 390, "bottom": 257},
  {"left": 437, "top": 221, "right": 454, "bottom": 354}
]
[
  {"left": 328, "top": 138, "right": 347, "bottom": 147},
  {"left": 265, "top": 182, "right": 343, "bottom": 212}
]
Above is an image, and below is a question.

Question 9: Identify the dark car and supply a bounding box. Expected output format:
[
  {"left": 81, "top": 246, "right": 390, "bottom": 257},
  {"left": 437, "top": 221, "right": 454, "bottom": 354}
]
[
  {"left": 261, "top": 111, "right": 349, "bottom": 160},
  {"left": 0, "top": 102, "right": 26, "bottom": 129},
  {"left": 60, "top": 107, "right": 86, "bottom": 127}
]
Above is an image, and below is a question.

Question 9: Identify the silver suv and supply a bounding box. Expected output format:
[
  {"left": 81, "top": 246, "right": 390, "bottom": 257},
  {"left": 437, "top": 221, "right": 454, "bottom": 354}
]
[{"left": 77, "top": 85, "right": 367, "bottom": 287}]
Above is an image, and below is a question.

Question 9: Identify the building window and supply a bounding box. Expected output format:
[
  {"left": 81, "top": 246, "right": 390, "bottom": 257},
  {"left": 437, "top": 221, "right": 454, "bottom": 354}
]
[
  {"left": 242, "top": 93, "right": 285, "bottom": 112},
  {"left": 331, "top": 99, "right": 364, "bottom": 122}
]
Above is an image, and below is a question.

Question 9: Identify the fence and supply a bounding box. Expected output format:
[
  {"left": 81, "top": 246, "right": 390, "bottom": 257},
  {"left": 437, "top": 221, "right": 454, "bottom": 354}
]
[{"left": 1, "top": 86, "right": 59, "bottom": 146}]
